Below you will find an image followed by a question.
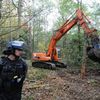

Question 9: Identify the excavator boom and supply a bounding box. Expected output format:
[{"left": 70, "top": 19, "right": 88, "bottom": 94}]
[{"left": 47, "top": 9, "right": 96, "bottom": 61}]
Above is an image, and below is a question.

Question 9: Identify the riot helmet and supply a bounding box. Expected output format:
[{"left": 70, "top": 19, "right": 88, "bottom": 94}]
[{"left": 3, "top": 40, "right": 25, "bottom": 55}]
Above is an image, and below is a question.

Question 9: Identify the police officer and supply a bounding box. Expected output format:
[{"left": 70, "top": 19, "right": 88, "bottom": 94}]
[{"left": 0, "top": 40, "right": 28, "bottom": 100}]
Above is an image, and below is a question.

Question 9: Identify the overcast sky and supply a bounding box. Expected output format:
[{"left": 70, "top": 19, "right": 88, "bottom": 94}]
[
  {"left": 23, "top": 0, "right": 100, "bottom": 31},
  {"left": 74, "top": 0, "right": 100, "bottom": 5},
  {"left": 47, "top": 0, "right": 100, "bottom": 31}
]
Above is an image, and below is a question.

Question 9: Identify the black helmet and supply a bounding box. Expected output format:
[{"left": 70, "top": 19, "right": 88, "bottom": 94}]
[{"left": 3, "top": 40, "right": 25, "bottom": 55}]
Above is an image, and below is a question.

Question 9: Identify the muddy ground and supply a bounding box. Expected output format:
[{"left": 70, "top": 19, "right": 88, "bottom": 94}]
[{"left": 22, "top": 67, "right": 100, "bottom": 100}]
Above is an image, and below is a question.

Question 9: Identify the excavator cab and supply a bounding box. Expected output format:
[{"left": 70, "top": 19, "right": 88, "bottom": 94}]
[{"left": 32, "top": 47, "right": 66, "bottom": 69}]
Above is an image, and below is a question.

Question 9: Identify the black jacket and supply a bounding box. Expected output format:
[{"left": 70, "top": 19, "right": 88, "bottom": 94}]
[{"left": 0, "top": 56, "right": 27, "bottom": 93}]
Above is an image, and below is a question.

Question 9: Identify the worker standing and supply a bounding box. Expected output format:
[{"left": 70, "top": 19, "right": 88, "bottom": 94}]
[{"left": 0, "top": 40, "right": 28, "bottom": 100}]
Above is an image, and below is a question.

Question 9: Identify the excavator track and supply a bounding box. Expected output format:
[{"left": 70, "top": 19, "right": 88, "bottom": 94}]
[
  {"left": 32, "top": 61, "right": 67, "bottom": 70},
  {"left": 32, "top": 61, "right": 56, "bottom": 70},
  {"left": 51, "top": 61, "right": 67, "bottom": 68}
]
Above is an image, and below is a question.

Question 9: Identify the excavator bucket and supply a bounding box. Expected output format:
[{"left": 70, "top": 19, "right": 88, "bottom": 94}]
[
  {"left": 87, "top": 47, "right": 100, "bottom": 63},
  {"left": 87, "top": 34, "right": 100, "bottom": 63}
]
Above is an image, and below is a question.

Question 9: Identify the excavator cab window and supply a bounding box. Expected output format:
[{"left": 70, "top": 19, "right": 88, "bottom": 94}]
[{"left": 56, "top": 47, "right": 61, "bottom": 58}]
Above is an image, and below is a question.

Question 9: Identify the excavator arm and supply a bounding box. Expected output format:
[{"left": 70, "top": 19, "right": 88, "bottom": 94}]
[{"left": 47, "top": 9, "right": 97, "bottom": 61}]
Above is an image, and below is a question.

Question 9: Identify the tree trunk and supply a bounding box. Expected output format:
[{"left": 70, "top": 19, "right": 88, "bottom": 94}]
[
  {"left": 81, "top": 34, "right": 87, "bottom": 79},
  {"left": 17, "top": 0, "right": 22, "bottom": 38},
  {"left": 0, "top": 0, "right": 2, "bottom": 19}
]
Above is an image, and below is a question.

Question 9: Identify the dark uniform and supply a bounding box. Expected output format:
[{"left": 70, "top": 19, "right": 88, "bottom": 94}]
[{"left": 0, "top": 41, "right": 27, "bottom": 100}]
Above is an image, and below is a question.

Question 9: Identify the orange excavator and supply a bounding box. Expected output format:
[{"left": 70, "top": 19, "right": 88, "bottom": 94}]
[{"left": 32, "top": 9, "right": 100, "bottom": 69}]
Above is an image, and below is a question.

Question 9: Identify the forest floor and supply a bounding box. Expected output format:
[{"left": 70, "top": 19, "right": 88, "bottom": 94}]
[{"left": 22, "top": 64, "right": 100, "bottom": 100}]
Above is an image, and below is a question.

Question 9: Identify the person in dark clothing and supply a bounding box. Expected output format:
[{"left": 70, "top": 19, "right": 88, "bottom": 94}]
[{"left": 0, "top": 40, "right": 28, "bottom": 100}]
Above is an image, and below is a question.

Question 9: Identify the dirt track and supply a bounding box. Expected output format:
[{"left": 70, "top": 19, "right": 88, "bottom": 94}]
[{"left": 22, "top": 68, "right": 100, "bottom": 100}]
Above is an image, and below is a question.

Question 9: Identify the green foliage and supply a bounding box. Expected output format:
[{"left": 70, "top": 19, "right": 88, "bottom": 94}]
[
  {"left": 27, "top": 67, "right": 50, "bottom": 81},
  {"left": 59, "top": 0, "right": 79, "bottom": 15},
  {"left": 61, "top": 32, "right": 84, "bottom": 66}
]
